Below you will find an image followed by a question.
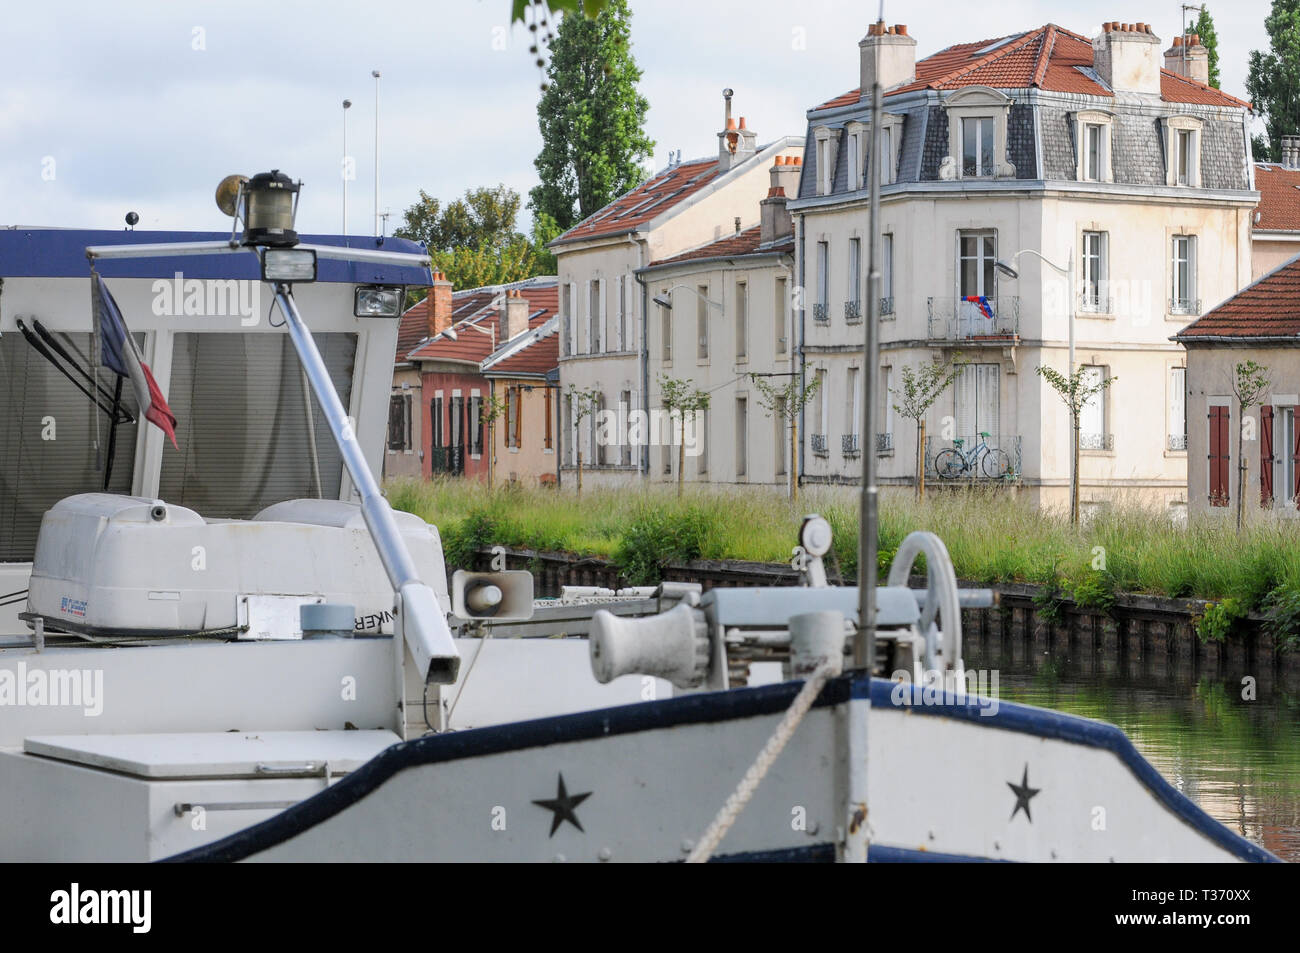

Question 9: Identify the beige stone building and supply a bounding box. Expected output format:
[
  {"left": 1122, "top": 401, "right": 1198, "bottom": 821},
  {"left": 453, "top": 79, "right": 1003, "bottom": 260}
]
[
  {"left": 1175, "top": 257, "right": 1300, "bottom": 515},
  {"left": 635, "top": 158, "right": 801, "bottom": 487},
  {"left": 481, "top": 305, "right": 560, "bottom": 488},
  {"left": 549, "top": 93, "right": 803, "bottom": 489},
  {"left": 790, "top": 20, "right": 1256, "bottom": 514}
]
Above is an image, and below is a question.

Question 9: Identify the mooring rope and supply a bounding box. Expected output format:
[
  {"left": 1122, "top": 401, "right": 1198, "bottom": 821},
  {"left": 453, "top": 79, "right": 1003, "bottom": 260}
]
[{"left": 686, "top": 660, "right": 836, "bottom": 863}]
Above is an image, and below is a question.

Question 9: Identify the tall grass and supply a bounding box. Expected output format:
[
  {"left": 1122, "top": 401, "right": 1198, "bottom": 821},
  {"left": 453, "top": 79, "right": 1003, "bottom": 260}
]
[{"left": 386, "top": 477, "right": 1300, "bottom": 608}]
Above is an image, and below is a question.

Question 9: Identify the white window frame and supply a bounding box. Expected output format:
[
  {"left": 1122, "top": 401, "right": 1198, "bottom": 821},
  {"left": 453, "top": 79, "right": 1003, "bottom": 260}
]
[
  {"left": 1163, "top": 116, "right": 1203, "bottom": 188},
  {"left": 1168, "top": 366, "right": 1186, "bottom": 453},
  {"left": 848, "top": 237, "right": 861, "bottom": 309},
  {"left": 881, "top": 233, "right": 894, "bottom": 316},
  {"left": 812, "top": 125, "right": 842, "bottom": 195},
  {"left": 1073, "top": 110, "right": 1115, "bottom": 183},
  {"left": 945, "top": 86, "right": 1013, "bottom": 180},
  {"left": 1080, "top": 230, "right": 1109, "bottom": 313},
  {"left": 1171, "top": 234, "right": 1198, "bottom": 314}
]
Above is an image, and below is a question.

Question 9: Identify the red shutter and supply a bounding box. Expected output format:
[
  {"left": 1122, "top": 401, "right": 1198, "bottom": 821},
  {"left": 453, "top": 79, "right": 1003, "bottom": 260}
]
[
  {"left": 1208, "top": 406, "right": 1229, "bottom": 506},
  {"left": 1261, "top": 405, "right": 1274, "bottom": 508}
]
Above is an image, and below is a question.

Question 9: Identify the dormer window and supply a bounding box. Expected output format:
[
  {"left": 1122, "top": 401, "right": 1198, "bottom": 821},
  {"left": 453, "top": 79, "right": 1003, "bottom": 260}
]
[
  {"left": 1163, "top": 116, "right": 1203, "bottom": 188},
  {"left": 813, "top": 125, "right": 841, "bottom": 196},
  {"left": 944, "top": 86, "right": 1014, "bottom": 180},
  {"left": 845, "top": 116, "right": 903, "bottom": 189},
  {"left": 1073, "top": 110, "right": 1114, "bottom": 183}
]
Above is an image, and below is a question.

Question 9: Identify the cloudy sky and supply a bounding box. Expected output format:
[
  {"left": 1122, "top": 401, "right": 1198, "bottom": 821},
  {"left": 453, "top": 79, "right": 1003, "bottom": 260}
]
[{"left": 0, "top": 1, "right": 1270, "bottom": 236}]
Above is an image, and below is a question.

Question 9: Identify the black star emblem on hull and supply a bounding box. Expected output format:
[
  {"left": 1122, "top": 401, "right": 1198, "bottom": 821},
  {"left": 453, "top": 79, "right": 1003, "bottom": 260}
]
[
  {"left": 533, "top": 773, "right": 592, "bottom": 837},
  {"left": 1007, "top": 764, "right": 1041, "bottom": 823}
]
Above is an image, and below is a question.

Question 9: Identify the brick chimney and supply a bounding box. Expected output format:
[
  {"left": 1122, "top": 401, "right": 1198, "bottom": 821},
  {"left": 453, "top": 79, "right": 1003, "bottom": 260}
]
[
  {"left": 501, "top": 288, "right": 530, "bottom": 342},
  {"left": 859, "top": 21, "right": 916, "bottom": 99},
  {"left": 427, "top": 270, "right": 453, "bottom": 337},
  {"left": 760, "top": 156, "right": 798, "bottom": 245},
  {"left": 717, "top": 89, "right": 758, "bottom": 171},
  {"left": 1093, "top": 22, "right": 1162, "bottom": 97},
  {"left": 1164, "top": 33, "right": 1209, "bottom": 86}
]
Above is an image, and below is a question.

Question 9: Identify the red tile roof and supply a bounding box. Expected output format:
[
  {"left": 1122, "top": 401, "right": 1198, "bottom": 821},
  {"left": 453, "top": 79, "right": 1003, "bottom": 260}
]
[
  {"left": 814, "top": 24, "right": 1249, "bottom": 110},
  {"left": 552, "top": 157, "right": 724, "bottom": 245},
  {"left": 1253, "top": 164, "right": 1300, "bottom": 231},
  {"left": 404, "top": 282, "right": 558, "bottom": 365},
  {"left": 648, "top": 225, "right": 794, "bottom": 267},
  {"left": 485, "top": 325, "right": 559, "bottom": 377},
  {"left": 396, "top": 297, "right": 434, "bottom": 357},
  {"left": 1177, "top": 256, "right": 1300, "bottom": 339}
]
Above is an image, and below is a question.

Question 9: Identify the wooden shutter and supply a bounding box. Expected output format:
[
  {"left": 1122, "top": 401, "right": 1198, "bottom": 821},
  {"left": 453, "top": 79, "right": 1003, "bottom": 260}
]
[
  {"left": 544, "top": 388, "right": 553, "bottom": 450},
  {"left": 512, "top": 387, "right": 522, "bottom": 448},
  {"left": 1208, "top": 406, "right": 1229, "bottom": 506},
  {"left": 1293, "top": 406, "right": 1300, "bottom": 505},
  {"left": 1261, "top": 404, "right": 1274, "bottom": 507}
]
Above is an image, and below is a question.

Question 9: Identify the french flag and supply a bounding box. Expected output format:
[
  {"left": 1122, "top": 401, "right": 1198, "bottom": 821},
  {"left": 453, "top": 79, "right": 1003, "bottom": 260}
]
[
  {"left": 92, "top": 273, "right": 178, "bottom": 448},
  {"left": 964, "top": 295, "right": 995, "bottom": 319}
]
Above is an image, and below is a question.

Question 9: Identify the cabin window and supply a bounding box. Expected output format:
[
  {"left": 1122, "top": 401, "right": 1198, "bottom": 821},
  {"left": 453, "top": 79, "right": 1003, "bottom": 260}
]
[
  {"left": 157, "top": 332, "right": 356, "bottom": 519},
  {"left": 0, "top": 332, "right": 142, "bottom": 560}
]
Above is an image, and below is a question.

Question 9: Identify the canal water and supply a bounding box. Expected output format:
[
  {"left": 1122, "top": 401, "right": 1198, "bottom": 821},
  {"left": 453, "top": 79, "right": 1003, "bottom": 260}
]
[{"left": 965, "top": 638, "right": 1300, "bottom": 862}]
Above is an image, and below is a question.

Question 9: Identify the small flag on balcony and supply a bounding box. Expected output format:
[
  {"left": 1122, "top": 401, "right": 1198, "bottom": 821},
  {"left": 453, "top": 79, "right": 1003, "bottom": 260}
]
[{"left": 964, "top": 295, "right": 994, "bottom": 319}]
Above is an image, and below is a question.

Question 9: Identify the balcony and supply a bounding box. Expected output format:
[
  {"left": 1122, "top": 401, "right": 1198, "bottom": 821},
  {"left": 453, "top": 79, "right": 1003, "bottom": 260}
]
[
  {"left": 813, "top": 303, "right": 830, "bottom": 325},
  {"left": 927, "top": 296, "right": 1019, "bottom": 343},
  {"left": 844, "top": 300, "right": 862, "bottom": 324},
  {"left": 875, "top": 432, "right": 893, "bottom": 452},
  {"left": 1079, "top": 292, "right": 1112, "bottom": 315},
  {"left": 1168, "top": 433, "right": 1188, "bottom": 451},
  {"left": 811, "top": 433, "right": 828, "bottom": 455},
  {"left": 880, "top": 296, "right": 895, "bottom": 317},
  {"left": 924, "top": 434, "right": 1022, "bottom": 482},
  {"left": 429, "top": 445, "right": 465, "bottom": 476},
  {"left": 1169, "top": 297, "right": 1201, "bottom": 316},
  {"left": 1079, "top": 432, "right": 1114, "bottom": 451},
  {"left": 842, "top": 433, "right": 860, "bottom": 456}
]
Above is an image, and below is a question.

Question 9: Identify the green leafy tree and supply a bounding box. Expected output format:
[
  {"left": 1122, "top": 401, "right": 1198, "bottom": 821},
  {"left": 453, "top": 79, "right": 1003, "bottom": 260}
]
[
  {"left": 396, "top": 185, "right": 546, "bottom": 292},
  {"left": 530, "top": 210, "right": 562, "bottom": 274},
  {"left": 1247, "top": 1, "right": 1300, "bottom": 162},
  {"left": 481, "top": 392, "right": 507, "bottom": 490},
  {"left": 529, "top": 0, "right": 653, "bottom": 232},
  {"left": 892, "top": 357, "right": 966, "bottom": 500},
  {"left": 1231, "top": 360, "right": 1271, "bottom": 532},
  {"left": 1193, "top": 7, "right": 1222, "bottom": 89},
  {"left": 749, "top": 373, "right": 820, "bottom": 502},
  {"left": 658, "top": 375, "right": 710, "bottom": 497},
  {"left": 1036, "top": 365, "right": 1117, "bottom": 527}
]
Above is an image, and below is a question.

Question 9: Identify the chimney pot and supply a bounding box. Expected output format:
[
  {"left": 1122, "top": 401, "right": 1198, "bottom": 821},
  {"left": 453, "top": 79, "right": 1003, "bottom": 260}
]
[
  {"left": 896, "top": 24, "right": 907, "bottom": 36},
  {"left": 1173, "top": 35, "right": 1182, "bottom": 46},
  {"left": 739, "top": 116, "right": 747, "bottom": 130}
]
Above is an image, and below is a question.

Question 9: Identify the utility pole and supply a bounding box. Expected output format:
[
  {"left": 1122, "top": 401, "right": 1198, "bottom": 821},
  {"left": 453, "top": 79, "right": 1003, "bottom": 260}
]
[
  {"left": 342, "top": 99, "right": 352, "bottom": 234},
  {"left": 372, "top": 70, "right": 381, "bottom": 237}
]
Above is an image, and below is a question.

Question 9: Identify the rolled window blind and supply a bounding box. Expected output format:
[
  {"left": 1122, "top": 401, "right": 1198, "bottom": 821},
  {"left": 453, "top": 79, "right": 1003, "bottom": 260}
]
[{"left": 158, "top": 332, "right": 356, "bottom": 518}]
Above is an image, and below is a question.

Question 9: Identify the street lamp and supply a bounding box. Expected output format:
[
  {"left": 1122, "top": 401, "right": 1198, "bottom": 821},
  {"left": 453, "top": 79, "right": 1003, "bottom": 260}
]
[
  {"left": 996, "top": 246, "right": 1076, "bottom": 515},
  {"left": 652, "top": 285, "right": 722, "bottom": 310}
]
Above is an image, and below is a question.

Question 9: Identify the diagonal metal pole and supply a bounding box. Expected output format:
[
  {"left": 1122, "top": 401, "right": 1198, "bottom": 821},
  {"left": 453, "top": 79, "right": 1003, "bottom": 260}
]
[{"left": 273, "top": 284, "right": 459, "bottom": 693}]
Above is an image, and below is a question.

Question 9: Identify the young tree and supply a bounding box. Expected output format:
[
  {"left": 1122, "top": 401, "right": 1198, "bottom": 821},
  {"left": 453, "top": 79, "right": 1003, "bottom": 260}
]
[
  {"left": 481, "top": 392, "right": 507, "bottom": 490},
  {"left": 565, "top": 384, "right": 600, "bottom": 497},
  {"left": 749, "top": 373, "right": 820, "bottom": 502},
  {"left": 1247, "top": 1, "right": 1300, "bottom": 162},
  {"left": 658, "top": 375, "right": 710, "bottom": 497},
  {"left": 1231, "top": 359, "right": 1272, "bottom": 532},
  {"left": 1036, "top": 365, "right": 1117, "bottom": 526},
  {"left": 892, "top": 357, "right": 966, "bottom": 499},
  {"left": 530, "top": 0, "right": 653, "bottom": 232}
]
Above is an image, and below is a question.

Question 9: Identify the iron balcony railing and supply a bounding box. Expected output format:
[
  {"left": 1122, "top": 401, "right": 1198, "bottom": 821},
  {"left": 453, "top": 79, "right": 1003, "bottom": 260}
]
[
  {"left": 875, "top": 432, "right": 893, "bottom": 452},
  {"left": 429, "top": 445, "right": 465, "bottom": 476},
  {"left": 813, "top": 303, "right": 830, "bottom": 325},
  {"left": 924, "top": 434, "right": 1022, "bottom": 481},
  {"left": 1168, "top": 433, "right": 1188, "bottom": 451},
  {"left": 926, "top": 296, "right": 1019, "bottom": 341},
  {"left": 845, "top": 300, "right": 862, "bottom": 324},
  {"left": 811, "top": 433, "right": 828, "bottom": 455},
  {"left": 1079, "top": 432, "right": 1114, "bottom": 451},
  {"left": 842, "top": 433, "right": 860, "bottom": 455},
  {"left": 1079, "top": 292, "right": 1112, "bottom": 314},
  {"left": 880, "top": 296, "right": 895, "bottom": 316},
  {"left": 1170, "top": 297, "right": 1201, "bottom": 316}
]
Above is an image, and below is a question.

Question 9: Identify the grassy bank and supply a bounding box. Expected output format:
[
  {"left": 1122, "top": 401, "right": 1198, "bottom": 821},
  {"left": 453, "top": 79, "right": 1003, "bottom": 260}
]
[{"left": 387, "top": 478, "right": 1300, "bottom": 644}]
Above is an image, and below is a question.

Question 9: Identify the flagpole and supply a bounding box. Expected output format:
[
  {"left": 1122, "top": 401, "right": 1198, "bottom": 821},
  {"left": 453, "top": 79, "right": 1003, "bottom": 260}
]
[{"left": 102, "top": 376, "right": 124, "bottom": 490}]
